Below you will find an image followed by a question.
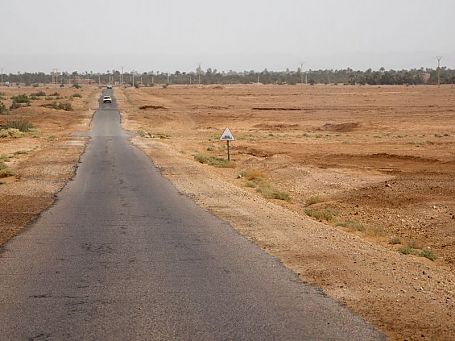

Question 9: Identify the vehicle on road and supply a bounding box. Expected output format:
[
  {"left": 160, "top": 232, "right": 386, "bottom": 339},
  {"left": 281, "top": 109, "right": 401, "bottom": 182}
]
[
  {"left": 103, "top": 96, "right": 112, "bottom": 103},
  {"left": 106, "top": 84, "right": 113, "bottom": 89}
]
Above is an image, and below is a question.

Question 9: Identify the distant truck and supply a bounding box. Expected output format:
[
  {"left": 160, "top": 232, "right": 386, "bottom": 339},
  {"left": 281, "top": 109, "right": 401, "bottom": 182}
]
[
  {"left": 106, "top": 84, "right": 113, "bottom": 89},
  {"left": 103, "top": 96, "right": 112, "bottom": 103}
]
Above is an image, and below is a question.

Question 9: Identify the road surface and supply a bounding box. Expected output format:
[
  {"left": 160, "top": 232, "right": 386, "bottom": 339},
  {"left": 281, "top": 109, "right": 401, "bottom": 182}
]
[{"left": 0, "top": 90, "right": 384, "bottom": 340}]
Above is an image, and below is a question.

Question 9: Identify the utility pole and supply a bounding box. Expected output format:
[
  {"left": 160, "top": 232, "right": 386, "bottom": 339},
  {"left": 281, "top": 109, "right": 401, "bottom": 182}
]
[
  {"left": 132, "top": 72, "right": 135, "bottom": 87},
  {"left": 197, "top": 63, "right": 202, "bottom": 85},
  {"left": 436, "top": 56, "right": 442, "bottom": 86}
]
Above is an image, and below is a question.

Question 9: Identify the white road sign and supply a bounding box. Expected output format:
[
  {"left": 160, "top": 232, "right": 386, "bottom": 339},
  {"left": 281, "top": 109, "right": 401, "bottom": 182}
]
[{"left": 220, "top": 128, "right": 235, "bottom": 141}]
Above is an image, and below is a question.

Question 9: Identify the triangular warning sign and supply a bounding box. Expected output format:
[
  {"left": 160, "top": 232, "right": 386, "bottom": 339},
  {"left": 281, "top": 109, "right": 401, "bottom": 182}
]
[{"left": 220, "top": 128, "right": 235, "bottom": 141}]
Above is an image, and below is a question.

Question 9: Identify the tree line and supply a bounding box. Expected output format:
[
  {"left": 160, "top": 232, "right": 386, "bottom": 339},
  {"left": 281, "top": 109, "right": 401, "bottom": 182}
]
[{"left": 1, "top": 67, "right": 454, "bottom": 86}]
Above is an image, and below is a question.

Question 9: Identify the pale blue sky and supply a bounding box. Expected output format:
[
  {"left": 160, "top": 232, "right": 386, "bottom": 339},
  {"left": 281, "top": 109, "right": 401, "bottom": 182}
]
[{"left": 1, "top": 0, "right": 454, "bottom": 72}]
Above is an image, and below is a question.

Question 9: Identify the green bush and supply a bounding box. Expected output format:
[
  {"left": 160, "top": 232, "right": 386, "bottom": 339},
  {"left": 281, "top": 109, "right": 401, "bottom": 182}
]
[
  {"left": 3, "top": 120, "right": 34, "bottom": 132},
  {"left": 31, "top": 91, "right": 46, "bottom": 97},
  {"left": 11, "top": 94, "right": 30, "bottom": 104},
  {"left": 71, "top": 93, "right": 82, "bottom": 98},
  {"left": 398, "top": 246, "right": 414, "bottom": 255},
  {"left": 0, "top": 101, "right": 7, "bottom": 114},
  {"left": 336, "top": 220, "right": 365, "bottom": 231},
  {"left": 41, "top": 101, "right": 73, "bottom": 111},
  {"left": 72, "top": 84, "right": 81, "bottom": 89},
  {"left": 194, "top": 153, "right": 234, "bottom": 168},
  {"left": 419, "top": 248, "right": 437, "bottom": 261},
  {"left": 256, "top": 183, "right": 290, "bottom": 201},
  {"left": 305, "top": 208, "right": 338, "bottom": 221}
]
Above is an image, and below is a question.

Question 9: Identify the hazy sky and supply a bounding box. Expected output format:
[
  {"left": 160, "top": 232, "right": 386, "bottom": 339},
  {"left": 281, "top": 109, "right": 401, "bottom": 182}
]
[{"left": 1, "top": 0, "right": 454, "bottom": 73}]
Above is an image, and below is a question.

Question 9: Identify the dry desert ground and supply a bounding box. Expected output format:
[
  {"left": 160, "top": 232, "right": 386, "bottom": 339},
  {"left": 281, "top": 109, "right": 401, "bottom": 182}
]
[
  {"left": 0, "top": 85, "right": 98, "bottom": 244},
  {"left": 1, "top": 84, "right": 454, "bottom": 340},
  {"left": 115, "top": 84, "right": 455, "bottom": 341}
]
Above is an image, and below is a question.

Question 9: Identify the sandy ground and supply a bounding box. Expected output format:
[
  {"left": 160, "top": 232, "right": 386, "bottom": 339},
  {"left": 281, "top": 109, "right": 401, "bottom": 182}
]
[
  {"left": 0, "top": 85, "right": 99, "bottom": 245},
  {"left": 115, "top": 84, "right": 455, "bottom": 340}
]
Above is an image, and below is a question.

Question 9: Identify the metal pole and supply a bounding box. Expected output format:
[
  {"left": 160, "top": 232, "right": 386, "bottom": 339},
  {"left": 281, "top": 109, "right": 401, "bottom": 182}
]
[
  {"left": 227, "top": 140, "right": 231, "bottom": 161},
  {"left": 437, "top": 56, "right": 442, "bottom": 86}
]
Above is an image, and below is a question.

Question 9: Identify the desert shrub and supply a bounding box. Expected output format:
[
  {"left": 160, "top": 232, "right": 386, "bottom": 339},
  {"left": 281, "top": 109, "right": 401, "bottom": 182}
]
[
  {"left": 238, "top": 169, "right": 289, "bottom": 201},
  {"left": 194, "top": 153, "right": 234, "bottom": 168},
  {"left": 0, "top": 101, "right": 7, "bottom": 114},
  {"left": 305, "top": 208, "right": 337, "bottom": 221},
  {"left": 72, "top": 84, "right": 81, "bottom": 89},
  {"left": 336, "top": 220, "right": 365, "bottom": 231},
  {"left": 399, "top": 246, "right": 414, "bottom": 255},
  {"left": 239, "top": 169, "right": 267, "bottom": 182},
  {"left": 11, "top": 94, "right": 30, "bottom": 104},
  {"left": 3, "top": 120, "right": 34, "bottom": 132},
  {"left": 71, "top": 93, "right": 82, "bottom": 98},
  {"left": 31, "top": 91, "right": 46, "bottom": 97},
  {"left": 49, "top": 92, "right": 60, "bottom": 96},
  {"left": 419, "top": 248, "right": 437, "bottom": 261},
  {"left": 245, "top": 181, "right": 257, "bottom": 188},
  {"left": 41, "top": 101, "right": 73, "bottom": 111},
  {"left": 59, "top": 102, "right": 73, "bottom": 111},
  {"left": 256, "top": 183, "right": 290, "bottom": 201}
]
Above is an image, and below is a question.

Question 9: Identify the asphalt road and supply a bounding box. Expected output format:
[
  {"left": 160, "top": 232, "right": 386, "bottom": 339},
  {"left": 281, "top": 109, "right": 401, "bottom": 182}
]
[{"left": 0, "top": 90, "right": 384, "bottom": 340}]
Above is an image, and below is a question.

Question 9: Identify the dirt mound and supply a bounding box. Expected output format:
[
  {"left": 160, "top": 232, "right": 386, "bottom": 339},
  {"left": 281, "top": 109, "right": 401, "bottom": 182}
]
[
  {"left": 370, "top": 153, "right": 439, "bottom": 163},
  {"left": 139, "top": 105, "right": 167, "bottom": 110},
  {"left": 320, "top": 122, "right": 360, "bottom": 132},
  {"left": 253, "top": 123, "right": 300, "bottom": 130},
  {"left": 237, "top": 146, "right": 275, "bottom": 158},
  {"left": 252, "top": 107, "right": 302, "bottom": 111}
]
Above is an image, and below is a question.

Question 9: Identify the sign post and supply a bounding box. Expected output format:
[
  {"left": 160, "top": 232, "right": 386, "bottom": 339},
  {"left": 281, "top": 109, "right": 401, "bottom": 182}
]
[{"left": 220, "top": 128, "right": 235, "bottom": 161}]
